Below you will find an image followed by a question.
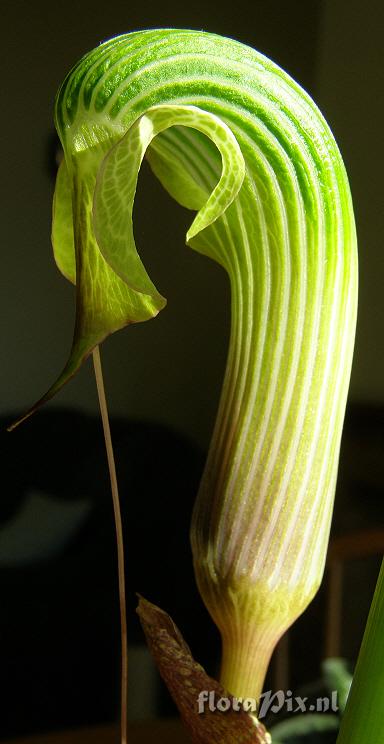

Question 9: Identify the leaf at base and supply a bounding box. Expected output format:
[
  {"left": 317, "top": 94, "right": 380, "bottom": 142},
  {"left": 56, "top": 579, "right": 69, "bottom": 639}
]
[{"left": 137, "top": 596, "right": 271, "bottom": 744}]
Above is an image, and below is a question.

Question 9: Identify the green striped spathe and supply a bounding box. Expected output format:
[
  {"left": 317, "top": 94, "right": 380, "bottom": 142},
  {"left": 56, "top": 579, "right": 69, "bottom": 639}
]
[{"left": 19, "top": 29, "right": 357, "bottom": 700}]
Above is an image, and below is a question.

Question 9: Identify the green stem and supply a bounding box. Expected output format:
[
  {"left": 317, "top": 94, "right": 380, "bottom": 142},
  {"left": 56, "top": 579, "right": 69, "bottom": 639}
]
[
  {"left": 336, "top": 557, "right": 384, "bottom": 743},
  {"left": 220, "top": 621, "right": 277, "bottom": 700},
  {"left": 92, "top": 346, "right": 128, "bottom": 744}
]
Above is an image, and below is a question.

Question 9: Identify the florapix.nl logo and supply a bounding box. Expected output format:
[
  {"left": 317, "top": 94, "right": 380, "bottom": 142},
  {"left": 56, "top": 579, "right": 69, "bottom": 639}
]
[{"left": 197, "top": 689, "right": 339, "bottom": 718}]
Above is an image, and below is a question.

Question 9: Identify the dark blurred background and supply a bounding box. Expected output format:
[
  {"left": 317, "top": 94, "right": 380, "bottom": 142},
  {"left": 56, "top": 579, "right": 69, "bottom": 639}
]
[{"left": 1, "top": 0, "right": 384, "bottom": 739}]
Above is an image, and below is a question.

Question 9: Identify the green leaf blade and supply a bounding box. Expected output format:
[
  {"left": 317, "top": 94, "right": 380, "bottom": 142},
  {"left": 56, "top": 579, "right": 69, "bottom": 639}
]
[{"left": 336, "top": 559, "right": 384, "bottom": 744}]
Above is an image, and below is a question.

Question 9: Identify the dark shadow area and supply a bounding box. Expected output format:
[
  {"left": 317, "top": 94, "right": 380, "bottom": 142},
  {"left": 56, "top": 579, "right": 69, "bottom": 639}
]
[{"left": 0, "top": 409, "right": 219, "bottom": 739}]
